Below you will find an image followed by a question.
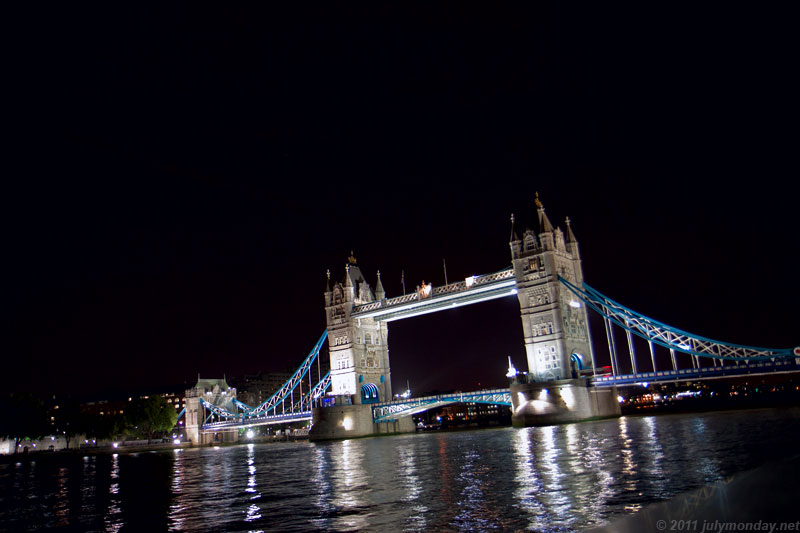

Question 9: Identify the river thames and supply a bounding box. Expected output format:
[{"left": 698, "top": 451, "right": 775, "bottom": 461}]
[{"left": 1, "top": 407, "right": 798, "bottom": 532}]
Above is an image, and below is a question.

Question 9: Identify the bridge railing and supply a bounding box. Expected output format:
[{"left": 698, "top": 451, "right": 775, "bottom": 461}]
[
  {"left": 372, "top": 388, "right": 512, "bottom": 422},
  {"left": 352, "top": 268, "right": 515, "bottom": 315},
  {"left": 591, "top": 358, "right": 799, "bottom": 387}
]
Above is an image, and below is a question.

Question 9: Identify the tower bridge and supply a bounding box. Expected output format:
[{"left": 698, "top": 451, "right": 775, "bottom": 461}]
[{"left": 187, "top": 195, "right": 797, "bottom": 444}]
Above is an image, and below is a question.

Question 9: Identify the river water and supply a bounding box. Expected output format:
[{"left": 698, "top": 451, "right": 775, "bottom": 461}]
[{"left": 1, "top": 407, "right": 798, "bottom": 532}]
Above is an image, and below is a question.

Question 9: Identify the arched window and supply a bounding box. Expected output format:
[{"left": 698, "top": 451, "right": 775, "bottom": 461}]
[{"left": 361, "top": 383, "right": 380, "bottom": 404}]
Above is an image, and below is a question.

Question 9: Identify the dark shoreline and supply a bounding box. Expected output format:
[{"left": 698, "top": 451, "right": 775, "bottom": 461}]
[{"left": 0, "top": 436, "right": 312, "bottom": 464}]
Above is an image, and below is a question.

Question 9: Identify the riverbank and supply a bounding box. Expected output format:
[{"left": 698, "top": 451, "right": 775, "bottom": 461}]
[{"left": 0, "top": 435, "right": 312, "bottom": 464}]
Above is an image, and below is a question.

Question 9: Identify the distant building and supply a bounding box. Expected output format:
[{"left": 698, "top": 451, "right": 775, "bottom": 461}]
[{"left": 231, "top": 371, "right": 293, "bottom": 407}]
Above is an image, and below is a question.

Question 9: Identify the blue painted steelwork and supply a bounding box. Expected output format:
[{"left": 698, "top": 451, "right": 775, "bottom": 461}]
[
  {"left": 239, "top": 330, "right": 329, "bottom": 418},
  {"left": 198, "top": 331, "right": 331, "bottom": 430},
  {"left": 559, "top": 277, "right": 794, "bottom": 362},
  {"left": 372, "top": 388, "right": 511, "bottom": 422},
  {"left": 593, "top": 359, "right": 799, "bottom": 387},
  {"left": 204, "top": 371, "right": 332, "bottom": 430},
  {"left": 203, "top": 411, "right": 314, "bottom": 430},
  {"left": 361, "top": 383, "right": 380, "bottom": 404},
  {"left": 290, "top": 371, "right": 331, "bottom": 412}
]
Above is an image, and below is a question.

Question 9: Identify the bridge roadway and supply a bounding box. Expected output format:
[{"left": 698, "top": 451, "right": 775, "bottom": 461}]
[
  {"left": 591, "top": 358, "right": 799, "bottom": 387},
  {"left": 371, "top": 388, "right": 512, "bottom": 422},
  {"left": 202, "top": 411, "right": 314, "bottom": 432}
]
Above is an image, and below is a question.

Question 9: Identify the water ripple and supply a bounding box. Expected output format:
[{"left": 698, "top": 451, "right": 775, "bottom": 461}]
[{"left": 1, "top": 408, "right": 799, "bottom": 531}]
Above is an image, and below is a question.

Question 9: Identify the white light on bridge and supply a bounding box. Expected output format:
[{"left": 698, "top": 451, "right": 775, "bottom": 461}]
[
  {"left": 173, "top": 438, "right": 181, "bottom": 445},
  {"left": 246, "top": 430, "right": 254, "bottom": 439},
  {"left": 561, "top": 387, "right": 575, "bottom": 408},
  {"left": 421, "top": 283, "right": 431, "bottom": 297},
  {"left": 342, "top": 417, "right": 353, "bottom": 430},
  {"left": 506, "top": 356, "right": 518, "bottom": 378},
  {"left": 569, "top": 300, "right": 581, "bottom": 308},
  {"left": 465, "top": 276, "right": 476, "bottom": 287},
  {"left": 538, "top": 390, "right": 549, "bottom": 401},
  {"left": 617, "top": 395, "right": 625, "bottom": 403}
]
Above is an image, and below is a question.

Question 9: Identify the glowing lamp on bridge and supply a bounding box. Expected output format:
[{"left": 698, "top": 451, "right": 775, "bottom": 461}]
[
  {"left": 465, "top": 275, "right": 476, "bottom": 288},
  {"left": 419, "top": 282, "right": 432, "bottom": 298},
  {"left": 506, "top": 356, "right": 518, "bottom": 378},
  {"left": 342, "top": 417, "right": 353, "bottom": 431},
  {"left": 569, "top": 300, "right": 581, "bottom": 308}
]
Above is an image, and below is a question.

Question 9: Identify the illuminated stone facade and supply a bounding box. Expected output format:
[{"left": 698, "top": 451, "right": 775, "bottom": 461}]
[
  {"left": 510, "top": 196, "right": 595, "bottom": 381},
  {"left": 324, "top": 257, "right": 392, "bottom": 404}
]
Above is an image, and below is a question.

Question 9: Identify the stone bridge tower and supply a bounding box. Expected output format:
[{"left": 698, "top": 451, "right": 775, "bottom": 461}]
[
  {"left": 323, "top": 253, "right": 392, "bottom": 404},
  {"left": 510, "top": 194, "right": 595, "bottom": 381}
]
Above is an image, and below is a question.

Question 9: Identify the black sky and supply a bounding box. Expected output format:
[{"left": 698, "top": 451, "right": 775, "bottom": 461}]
[{"left": 6, "top": 4, "right": 798, "bottom": 399}]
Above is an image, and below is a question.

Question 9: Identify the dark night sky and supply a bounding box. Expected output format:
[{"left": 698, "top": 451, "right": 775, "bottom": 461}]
[{"left": 6, "top": 4, "right": 798, "bottom": 400}]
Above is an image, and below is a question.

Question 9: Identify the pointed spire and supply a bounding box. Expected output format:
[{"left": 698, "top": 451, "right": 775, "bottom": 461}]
[
  {"left": 344, "top": 263, "right": 351, "bottom": 287},
  {"left": 565, "top": 217, "right": 577, "bottom": 243},
  {"left": 564, "top": 216, "right": 580, "bottom": 258},
  {"left": 510, "top": 213, "right": 520, "bottom": 242},
  {"left": 325, "top": 269, "right": 331, "bottom": 291},
  {"left": 536, "top": 192, "right": 554, "bottom": 233},
  {"left": 348, "top": 250, "right": 357, "bottom": 265},
  {"left": 375, "top": 270, "right": 385, "bottom": 300}
]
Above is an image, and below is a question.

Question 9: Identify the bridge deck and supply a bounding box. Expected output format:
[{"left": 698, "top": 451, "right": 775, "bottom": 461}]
[
  {"left": 201, "top": 411, "right": 312, "bottom": 432},
  {"left": 591, "top": 359, "right": 799, "bottom": 387},
  {"left": 372, "top": 388, "right": 512, "bottom": 422}
]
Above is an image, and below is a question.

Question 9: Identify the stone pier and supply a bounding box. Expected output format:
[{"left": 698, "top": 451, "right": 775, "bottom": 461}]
[
  {"left": 510, "top": 379, "right": 620, "bottom": 426},
  {"left": 309, "top": 403, "right": 415, "bottom": 441}
]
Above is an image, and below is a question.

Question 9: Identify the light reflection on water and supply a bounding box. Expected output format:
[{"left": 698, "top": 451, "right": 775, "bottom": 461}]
[
  {"left": 1, "top": 408, "right": 799, "bottom": 531},
  {"left": 104, "top": 453, "right": 122, "bottom": 532}
]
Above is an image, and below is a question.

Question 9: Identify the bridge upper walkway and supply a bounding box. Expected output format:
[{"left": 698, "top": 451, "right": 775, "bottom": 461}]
[{"left": 352, "top": 268, "right": 516, "bottom": 322}]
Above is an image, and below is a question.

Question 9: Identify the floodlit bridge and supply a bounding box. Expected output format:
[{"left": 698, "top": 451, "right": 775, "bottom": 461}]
[{"left": 188, "top": 196, "right": 797, "bottom": 443}]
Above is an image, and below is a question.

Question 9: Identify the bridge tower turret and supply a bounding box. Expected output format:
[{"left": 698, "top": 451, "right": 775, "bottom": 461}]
[
  {"left": 511, "top": 194, "right": 595, "bottom": 382},
  {"left": 323, "top": 253, "right": 392, "bottom": 405}
]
